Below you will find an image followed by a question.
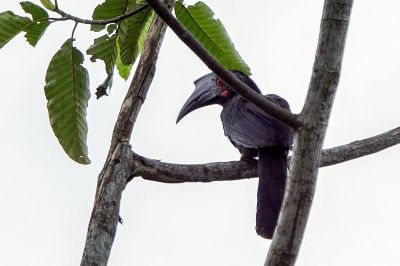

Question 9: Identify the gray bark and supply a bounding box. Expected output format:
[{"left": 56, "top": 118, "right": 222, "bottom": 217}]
[
  {"left": 80, "top": 2, "right": 173, "bottom": 265},
  {"left": 265, "top": 1, "right": 353, "bottom": 265},
  {"left": 130, "top": 126, "right": 400, "bottom": 183}
]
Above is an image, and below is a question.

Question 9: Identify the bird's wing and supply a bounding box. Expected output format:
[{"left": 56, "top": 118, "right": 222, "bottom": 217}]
[{"left": 221, "top": 94, "right": 293, "bottom": 149}]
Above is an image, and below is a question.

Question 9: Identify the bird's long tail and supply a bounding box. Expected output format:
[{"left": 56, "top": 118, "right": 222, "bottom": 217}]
[{"left": 256, "top": 146, "right": 288, "bottom": 239}]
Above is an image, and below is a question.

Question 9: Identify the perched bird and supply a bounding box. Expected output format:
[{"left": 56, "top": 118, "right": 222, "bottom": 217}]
[{"left": 176, "top": 71, "right": 294, "bottom": 239}]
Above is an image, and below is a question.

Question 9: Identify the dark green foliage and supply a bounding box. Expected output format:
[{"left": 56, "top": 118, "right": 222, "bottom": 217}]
[
  {"left": 0, "top": 2, "right": 50, "bottom": 48},
  {"left": 45, "top": 39, "right": 91, "bottom": 164},
  {"left": 0, "top": 11, "right": 31, "bottom": 48},
  {"left": 87, "top": 34, "right": 118, "bottom": 75},
  {"left": 20, "top": 1, "right": 50, "bottom": 46},
  {"left": 88, "top": 1, "right": 153, "bottom": 80},
  {"left": 0, "top": 0, "right": 251, "bottom": 164},
  {"left": 118, "top": 6, "right": 154, "bottom": 66},
  {"left": 175, "top": 1, "right": 251, "bottom": 75}
]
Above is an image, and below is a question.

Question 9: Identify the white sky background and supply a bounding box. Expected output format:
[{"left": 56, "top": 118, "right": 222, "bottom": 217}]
[{"left": 0, "top": 0, "right": 399, "bottom": 265}]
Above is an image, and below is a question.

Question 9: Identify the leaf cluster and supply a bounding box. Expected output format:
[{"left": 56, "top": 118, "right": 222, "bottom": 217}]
[{"left": 0, "top": 0, "right": 251, "bottom": 164}]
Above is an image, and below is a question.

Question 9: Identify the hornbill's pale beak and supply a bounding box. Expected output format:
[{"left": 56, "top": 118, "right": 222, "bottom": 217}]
[{"left": 176, "top": 73, "right": 222, "bottom": 123}]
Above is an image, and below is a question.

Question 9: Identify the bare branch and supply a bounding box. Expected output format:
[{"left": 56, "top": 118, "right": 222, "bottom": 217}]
[
  {"left": 53, "top": 4, "right": 149, "bottom": 25},
  {"left": 131, "top": 126, "right": 400, "bottom": 183},
  {"left": 145, "top": 0, "right": 301, "bottom": 129},
  {"left": 266, "top": 1, "right": 353, "bottom": 265},
  {"left": 320, "top": 126, "right": 400, "bottom": 166},
  {"left": 80, "top": 2, "right": 173, "bottom": 264},
  {"left": 133, "top": 155, "right": 258, "bottom": 183}
]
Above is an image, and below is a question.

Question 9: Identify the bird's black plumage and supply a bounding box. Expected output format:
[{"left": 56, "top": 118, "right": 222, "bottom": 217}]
[{"left": 177, "top": 71, "right": 293, "bottom": 239}]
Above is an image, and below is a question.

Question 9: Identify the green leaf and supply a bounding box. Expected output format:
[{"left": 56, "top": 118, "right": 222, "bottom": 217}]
[
  {"left": 91, "top": 0, "right": 131, "bottom": 32},
  {"left": 39, "top": 0, "right": 56, "bottom": 11},
  {"left": 87, "top": 34, "right": 117, "bottom": 75},
  {"left": 21, "top": 1, "right": 48, "bottom": 20},
  {"left": 115, "top": 37, "right": 132, "bottom": 80},
  {"left": 0, "top": 11, "right": 31, "bottom": 49},
  {"left": 87, "top": 34, "right": 118, "bottom": 95},
  {"left": 88, "top": 1, "right": 152, "bottom": 81},
  {"left": 118, "top": 6, "right": 153, "bottom": 65},
  {"left": 175, "top": 1, "right": 251, "bottom": 75},
  {"left": 45, "top": 39, "right": 91, "bottom": 164},
  {"left": 107, "top": 23, "right": 118, "bottom": 34},
  {"left": 20, "top": 1, "right": 50, "bottom": 46}
]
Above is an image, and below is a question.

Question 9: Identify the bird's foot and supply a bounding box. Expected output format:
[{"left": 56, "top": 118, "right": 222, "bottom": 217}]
[{"left": 240, "top": 154, "right": 256, "bottom": 163}]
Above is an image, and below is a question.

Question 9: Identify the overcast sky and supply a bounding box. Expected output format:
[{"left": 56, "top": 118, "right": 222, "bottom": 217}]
[{"left": 0, "top": 1, "right": 399, "bottom": 265}]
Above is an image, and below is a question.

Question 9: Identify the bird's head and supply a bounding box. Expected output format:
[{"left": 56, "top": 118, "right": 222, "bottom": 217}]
[{"left": 176, "top": 71, "right": 260, "bottom": 123}]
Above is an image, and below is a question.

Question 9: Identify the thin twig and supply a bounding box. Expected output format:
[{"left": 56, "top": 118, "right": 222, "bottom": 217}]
[
  {"left": 48, "top": 17, "right": 68, "bottom": 22},
  {"left": 54, "top": 4, "right": 149, "bottom": 25}
]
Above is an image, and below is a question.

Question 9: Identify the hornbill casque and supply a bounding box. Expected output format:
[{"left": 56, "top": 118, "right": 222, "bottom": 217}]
[{"left": 176, "top": 71, "right": 294, "bottom": 239}]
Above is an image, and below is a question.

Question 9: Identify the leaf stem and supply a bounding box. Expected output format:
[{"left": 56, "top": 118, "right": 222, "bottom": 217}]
[{"left": 71, "top": 21, "right": 78, "bottom": 40}]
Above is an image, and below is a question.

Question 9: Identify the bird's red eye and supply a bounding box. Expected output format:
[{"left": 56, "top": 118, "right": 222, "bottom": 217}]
[
  {"left": 216, "top": 77, "right": 224, "bottom": 87},
  {"left": 215, "top": 77, "right": 229, "bottom": 97}
]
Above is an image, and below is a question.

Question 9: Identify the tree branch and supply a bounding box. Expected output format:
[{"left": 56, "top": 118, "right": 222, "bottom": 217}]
[
  {"left": 53, "top": 4, "right": 149, "bottom": 25},
  {"left": 133, "top": 155, "right": 258, "bottom": 183},
  {"left": 320, "top": 126, "right": 400, "bottom": 167},
  {"left": 145, "top": 0, "right": 301, "bottom": 129},
  {"left": 80, "top": 1, "right": 173, "bottom": 265},
  {"left": 265, "top": 1, "right": 353, "bottom": 265},
  {"left": 131, "top": 126, "right": 400, "bottom": 183}
]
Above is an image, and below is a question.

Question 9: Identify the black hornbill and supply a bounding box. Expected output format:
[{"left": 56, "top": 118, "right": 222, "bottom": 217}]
[{"left": 176, "top": 71, "right": 294, "bottom": 239}]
